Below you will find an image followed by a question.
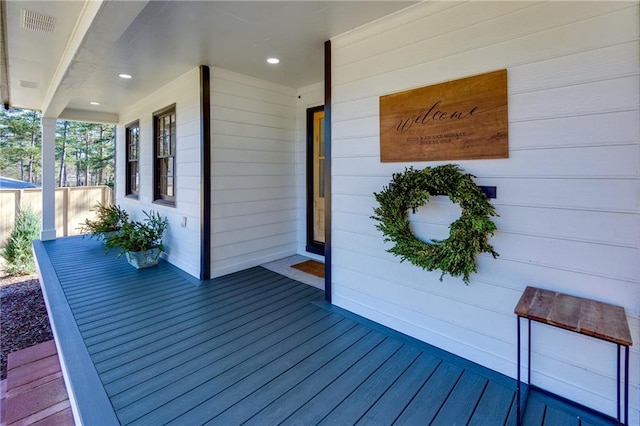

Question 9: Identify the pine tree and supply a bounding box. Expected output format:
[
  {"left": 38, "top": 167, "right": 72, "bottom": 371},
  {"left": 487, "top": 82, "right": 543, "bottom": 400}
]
[
  {"left": 0, "top": 207, "right": 41, "bottom": 275},
  {"left": 0, "top": 108, "right": 115, "bottom": 187}
]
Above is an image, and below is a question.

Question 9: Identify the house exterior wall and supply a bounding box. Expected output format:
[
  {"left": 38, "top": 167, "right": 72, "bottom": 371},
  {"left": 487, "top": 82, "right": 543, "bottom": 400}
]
[
  {"left": 116, "top": 68, "right": 202, "bottom": 278},
  {"left": 115, "top": 66, "right": 300, "bottom": 279},
  {"left": 295, "top": 82, "right": 324, "bottom": 259},
  {"left": 209, "top": 68, "right": 298, "bottom": 277},
  {"left": 330, "top": 1, "right": 639, "bottom": 421}
]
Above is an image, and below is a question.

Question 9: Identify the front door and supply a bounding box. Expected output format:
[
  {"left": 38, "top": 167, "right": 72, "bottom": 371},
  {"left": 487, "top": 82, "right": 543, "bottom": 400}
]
[{"left": 306, "top": 106, "right": 325, "bottom": 255}]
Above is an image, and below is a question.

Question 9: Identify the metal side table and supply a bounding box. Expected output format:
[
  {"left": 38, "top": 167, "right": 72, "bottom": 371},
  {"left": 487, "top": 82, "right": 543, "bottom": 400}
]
[{"left": 514, "top": 286, "right": 632, "bottom": 425}]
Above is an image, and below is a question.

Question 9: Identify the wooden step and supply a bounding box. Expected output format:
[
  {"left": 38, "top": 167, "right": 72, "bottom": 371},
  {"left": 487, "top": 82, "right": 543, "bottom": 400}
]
[{"left": 4, "top": 341, "right": 74, "bottom": 426}]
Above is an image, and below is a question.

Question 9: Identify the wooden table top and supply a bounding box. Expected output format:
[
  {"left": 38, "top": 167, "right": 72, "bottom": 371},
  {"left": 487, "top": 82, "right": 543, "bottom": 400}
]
[{"left": 514, "top": 286, "right": 632, "bottom": 346}]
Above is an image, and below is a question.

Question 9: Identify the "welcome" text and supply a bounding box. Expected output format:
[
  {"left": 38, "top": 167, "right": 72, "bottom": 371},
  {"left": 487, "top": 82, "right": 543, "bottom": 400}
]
[{"left": 396, "top": 100, "right": 478, "bottom": 133}]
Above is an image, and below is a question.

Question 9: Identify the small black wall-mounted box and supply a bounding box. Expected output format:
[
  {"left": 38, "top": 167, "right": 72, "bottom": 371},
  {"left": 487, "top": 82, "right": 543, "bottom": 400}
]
[{"left": 479, "top": 186, "right": 497, "bottom": 199}]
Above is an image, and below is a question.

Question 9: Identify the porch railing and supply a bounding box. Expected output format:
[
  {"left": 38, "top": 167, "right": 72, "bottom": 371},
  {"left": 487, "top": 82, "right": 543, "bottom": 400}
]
[{"left": 0, "top": 186, "right": 113, "bottom": 244}]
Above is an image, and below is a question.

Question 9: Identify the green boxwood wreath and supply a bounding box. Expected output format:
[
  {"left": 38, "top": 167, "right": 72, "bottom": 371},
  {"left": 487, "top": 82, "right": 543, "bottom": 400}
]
[{"left": 372, "top": 164, "right": 499, "bottom": 283}]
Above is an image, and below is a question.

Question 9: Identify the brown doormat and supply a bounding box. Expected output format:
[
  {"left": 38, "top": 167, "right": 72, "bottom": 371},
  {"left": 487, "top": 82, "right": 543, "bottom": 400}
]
[{"left": 291, "top": 260, "right": 325, "bottom": 278}]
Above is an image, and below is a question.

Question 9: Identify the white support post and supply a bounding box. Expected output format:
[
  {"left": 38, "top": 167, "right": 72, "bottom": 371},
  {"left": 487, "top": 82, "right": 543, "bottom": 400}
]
[{"left": 41, "top": 117, "right": 57, "bottom": 241}]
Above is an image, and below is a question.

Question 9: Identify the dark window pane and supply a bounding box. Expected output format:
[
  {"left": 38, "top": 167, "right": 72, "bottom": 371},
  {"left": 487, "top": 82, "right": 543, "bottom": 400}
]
[
  {"left": 154, "top": 106, "right": 176, "bottom": 204},
  {"left": 131, "top": 162, "right": 139, "bottom": 193},
  {"left": 126, "top": 123, "right": 140, "bottom": 196},
  {"left": 170, "top": 116, "right": 176, "bottom": 155},
  {"left": 159, "top": 158, "right": 168, "bottom": 195},
  {"left": 132, "top": 128, "right": 139, "bottom": 160}
]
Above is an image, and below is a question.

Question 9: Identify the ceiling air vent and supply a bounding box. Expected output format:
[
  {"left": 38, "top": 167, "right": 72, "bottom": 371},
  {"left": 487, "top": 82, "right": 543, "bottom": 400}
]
[
  {"left": 22, "top": 9, "right": 56, "bottom": 34},
  {"left": 20, "top": 80, "right": 39, "bottom": 89}
]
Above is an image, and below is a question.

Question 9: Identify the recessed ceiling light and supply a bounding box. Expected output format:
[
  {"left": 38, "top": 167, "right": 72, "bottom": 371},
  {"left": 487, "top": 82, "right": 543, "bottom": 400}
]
[
  {"left": 266, "top": 58, "right": 280, "bottom": 65},
  {"left": 118, "top": 73, "right": 132, "bottom": 79},
  {"left": 90, "top": 101, "right": 100, "bottom": 106}
]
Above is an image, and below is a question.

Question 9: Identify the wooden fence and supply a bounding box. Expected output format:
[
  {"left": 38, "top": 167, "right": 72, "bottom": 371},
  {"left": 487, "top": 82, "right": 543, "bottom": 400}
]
[{"left": 0, "top": 186, "right": 113, "bottom": 245}]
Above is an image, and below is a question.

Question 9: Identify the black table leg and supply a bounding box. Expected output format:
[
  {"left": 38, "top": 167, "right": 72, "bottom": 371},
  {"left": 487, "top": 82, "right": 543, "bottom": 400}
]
[
  {"left": 625, "top": 345, "right": 629, "bottom": 425},
  {"left": 617, "top": 344, "right": 621, "bottom": 424},
  {"left": 517, "top": 316, "right": 521, "bottom": 426},
  {"left": 527, "top": 318, "right": 531, "bottom": 385}
]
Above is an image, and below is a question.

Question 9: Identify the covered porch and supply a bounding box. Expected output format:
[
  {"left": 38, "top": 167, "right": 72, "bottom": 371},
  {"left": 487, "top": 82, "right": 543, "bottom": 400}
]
[
  {"left": 34, "top": 236, "right": 614, "bottom": 425},
  {"left": 1, "top": 1, "right": 637, "bottom": 423}
]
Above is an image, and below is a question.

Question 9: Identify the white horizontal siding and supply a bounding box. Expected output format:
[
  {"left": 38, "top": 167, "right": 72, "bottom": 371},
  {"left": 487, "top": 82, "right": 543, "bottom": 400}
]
[
  {"left": 212, "top": 198, "right": 296, "bottom": 219},
  {"left": 332, "top": 144, "right": 640, "bottom": 178},
  {"left": 210, "top": 68, "right": 297, "bottom": 276},
  {"left": 116, "top": 67, "right": 201, "bottom": 278},
  {"left": 330, "top": 1, "right": 640, "bottom": 422},
  {"left": 333, "top": 3, "right": 635, "bottom": 91}
]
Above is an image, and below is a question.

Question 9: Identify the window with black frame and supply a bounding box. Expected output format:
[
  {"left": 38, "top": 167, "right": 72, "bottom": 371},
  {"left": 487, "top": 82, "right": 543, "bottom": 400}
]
[
  {"left": 125, "top": 121, "right": 140, "bottom": 198},
  {"left": 153, "top": 105, "right": 176, "bottom": 206}
]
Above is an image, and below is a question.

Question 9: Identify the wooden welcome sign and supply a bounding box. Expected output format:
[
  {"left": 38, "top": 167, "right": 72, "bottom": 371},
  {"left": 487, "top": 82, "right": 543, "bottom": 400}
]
[{"left": 379, "top": 69, "right": 508, "bottom": 162}]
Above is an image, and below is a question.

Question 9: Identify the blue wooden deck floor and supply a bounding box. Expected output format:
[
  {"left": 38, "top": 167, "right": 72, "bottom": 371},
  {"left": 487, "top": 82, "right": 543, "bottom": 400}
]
[{"left": 34, "top": 237, "right": 615, "bottom": 425}]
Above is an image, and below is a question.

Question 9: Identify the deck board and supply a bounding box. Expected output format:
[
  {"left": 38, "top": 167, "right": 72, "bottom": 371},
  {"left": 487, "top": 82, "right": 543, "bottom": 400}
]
[
  {"left": 543, "top": 406, "right": 581, "bottom": 426},
  {"left": 124, "top": 316, "right": 355, "bottom": 425},
  {"left": 395, "top": 361, "right": 465, "bottom": 424},
  {"left": 34, "top": 236, "right": 617, "bottom": 425},
  {"left": 432, "top": 370, "right": 489, "bottom": 425},
  {"left": 209, "top": 325, "right": 377, "bottom": 425},
  {"left": 243, "top": 329, "right": 386, "bottom": 425},
  {"left": 103, "top": 301, "right": 325, "bottom": 385},
  {"left": 316, "top": 344, "right": 422, "bottom": 425},
  {"left": 84, "top": 277, "right": 305, "bottom": 350},
  {"left": 468, "top": 381, "right": 516, "bottom": 425},
  {"left": 109, "top": 306, "right": 336, "bottom": 409},
  {"left": 88, "top": 283, "right": 316, "bottom": 360},
  {"left": 98, "top": 291, "right": 323, "bottom": 380},
  {"left": 279, "top": 336, "right": 404, "bottom": 425},
  {"left": 522, "top": 396, "right": 547, "bottom": 426},
  {"left": 76, "top": 270, "right": 277, "bottom": 329},
  {"left": 185, "top": 327, "right": 382, "bottom": 425},
  {"left": 355, "top": 352, "right": 442, "bottom": 425}
]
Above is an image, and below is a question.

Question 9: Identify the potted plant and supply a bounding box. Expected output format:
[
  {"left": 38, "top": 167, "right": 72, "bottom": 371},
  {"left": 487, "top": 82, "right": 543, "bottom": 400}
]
[
  {"left": 104, "top": 210, "right": 169, "bottom": 269},
  {"left": 80, "top": 203, "right": 129, "bottom": 241}
]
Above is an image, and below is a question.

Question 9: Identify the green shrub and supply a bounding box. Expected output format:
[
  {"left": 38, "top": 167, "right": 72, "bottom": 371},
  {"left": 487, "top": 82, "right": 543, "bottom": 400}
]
[
  {"left": 80, "top": 202, "right": 129, "bottom": 239},
  {"left": 1, "top": 207, "right": 41, "bottom": 276}
]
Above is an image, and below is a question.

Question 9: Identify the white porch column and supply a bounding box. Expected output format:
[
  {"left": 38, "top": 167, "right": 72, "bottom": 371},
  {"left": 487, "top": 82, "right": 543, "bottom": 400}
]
[{"left": 40, "top": 117, "right": 57, "bottom": 241}]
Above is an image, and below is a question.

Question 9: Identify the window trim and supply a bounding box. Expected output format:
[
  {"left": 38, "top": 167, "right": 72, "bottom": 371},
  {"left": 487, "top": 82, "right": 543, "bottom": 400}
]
[
  {"left": 125, "top": 120, "right": 140, "bottom": 199},
  {"left": 153, "top": 104, "right": 177, "bottom": 207}
]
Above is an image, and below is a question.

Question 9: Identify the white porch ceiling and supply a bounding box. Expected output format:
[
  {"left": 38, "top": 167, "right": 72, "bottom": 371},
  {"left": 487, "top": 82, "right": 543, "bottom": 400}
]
[{"left": 3, "top": 0, "right": 417, "bottom": 122}]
